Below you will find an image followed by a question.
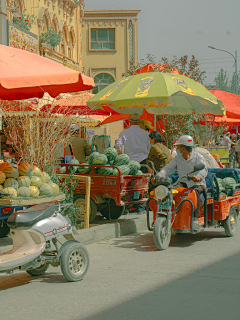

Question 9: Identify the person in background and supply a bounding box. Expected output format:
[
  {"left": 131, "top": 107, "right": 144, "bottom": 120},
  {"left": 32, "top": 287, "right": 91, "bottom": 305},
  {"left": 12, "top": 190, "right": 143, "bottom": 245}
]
[
  {"left": 148, "top": 131, "right": 172, "bottom": 171},
  {"left": 223, "top": 132, "right": 235, "bottom": 150},
  {"left": 115, "top": 113, "right": 151, "bottom": 214},
  {"left": 65, "top": 124, "right": 91, "bottom": 163}
]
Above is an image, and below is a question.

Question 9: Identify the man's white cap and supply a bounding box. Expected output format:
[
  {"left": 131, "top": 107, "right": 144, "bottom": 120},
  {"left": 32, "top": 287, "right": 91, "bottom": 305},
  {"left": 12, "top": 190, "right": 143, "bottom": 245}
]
[{"left": 175, "top": 135, "right": 193, "bottom": 147}]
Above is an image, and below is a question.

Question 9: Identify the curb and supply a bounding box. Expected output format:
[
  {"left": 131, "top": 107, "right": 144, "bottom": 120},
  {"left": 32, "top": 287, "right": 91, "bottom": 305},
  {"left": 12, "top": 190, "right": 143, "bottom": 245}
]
[{"left": 74, "top": 214, "right": 148, "bottom": 245}]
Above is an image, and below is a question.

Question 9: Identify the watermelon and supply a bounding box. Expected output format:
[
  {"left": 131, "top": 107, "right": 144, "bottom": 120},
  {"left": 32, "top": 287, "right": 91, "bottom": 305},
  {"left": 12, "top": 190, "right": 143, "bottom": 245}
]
[
  {"left": 3, "top": 167, "right": 19, "bottom": 179},
  {"left": 112, "top": 168, "right": 119, "bottom": 175},
  {"left": 40, "top": 183, "right": 54, "bottom": 197},
  {"left": 216, "top": 178, "right": 225, "bottom": 190},
  {"left": 88, "top": 152, "right": 100, "bottom": 164},
  {"left": 136, "top": 170, "right": 143, "bottom": 175},
  {"left": 17, "top": 186, "right": 31, "bottom": 197},
  {"left": 222, "top": 177, "right": 236, "bottom": 189},
  {"left": 92, "top": 154, "right": 108, "bottom": 165},
  {"left": 4, "top": 178, "right": 18, "bottom": 190},
  {"left": 32, "top": 166, "right": 42, "bottom": 176},
  {"left": 78, "top": 163, "right": 92, "bottom": 174},
  {"left": 59, "top": 166, "right": 66, "bottom": 173},
  {"left": 68, "top": 158, "right": 80, "bottom": 174},
  {"left": 48, "top": 182, "right": 59, "bottom": 195},
  {"left": 3, "top": 187, "right": 17, "bottom": 198},
  {"left": 118, "top": 165, "right": 130, "bottom": 175},
  {"left": 40, "top": 172, "right": 51, "bottom": 183},
  {"left": 30, "top": 176, "right": 42, "bottom": 188},
  {"left": 18, "top": 163, "right": 33, "bottom": 177},
  {"left": 114, "top": 154, "right": 130, "bottom": 166},
  {"left": 129, "top": 164, "right": 139, "bottom": 175},
  {"left": 28, "top": 186, "right": 40, "bottom": 197},
  {"left": 0, "top": 171, "right": 6, "bottom": 184},
  {"left": 104, "top": 147, "right": 118, "bottom": 163},
  {"left": 98, "top": 166, "right": 114, "bottom": 175},
  {"left": 129, "top": 160, "right": 141, "bottom": 170},
  {"left": 18, "top": 176, "right": 31, "bottom": 187}
]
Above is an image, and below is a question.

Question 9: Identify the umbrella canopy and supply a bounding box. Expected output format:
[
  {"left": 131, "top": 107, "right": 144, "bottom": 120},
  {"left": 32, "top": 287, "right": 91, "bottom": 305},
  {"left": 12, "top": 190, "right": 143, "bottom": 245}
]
[
  {"left": 0, "top": 45, "right": 94, "bottom": 100},
  {"left": 88, "top": 72, "right": 225, "bottom": 116},
  {"left": 210, "top": 89, "right": 240, "bottom": 119}
]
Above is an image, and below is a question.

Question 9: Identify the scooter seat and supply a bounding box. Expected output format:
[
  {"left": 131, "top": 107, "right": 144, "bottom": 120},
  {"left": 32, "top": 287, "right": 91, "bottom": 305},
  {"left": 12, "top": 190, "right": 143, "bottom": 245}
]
[{"left": 7, "top": 202, "right": 56, "bottom": 227}]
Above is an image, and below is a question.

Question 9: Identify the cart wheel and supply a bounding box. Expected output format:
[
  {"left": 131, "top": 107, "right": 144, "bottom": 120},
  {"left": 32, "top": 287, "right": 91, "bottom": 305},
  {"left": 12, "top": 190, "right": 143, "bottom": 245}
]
[
  {"left": 26, "top": 263, "right": 49, "bottom": 276},
  {"left": 100, "top": 200, "right": 125, "bottom": 220},
  {"left": 153, "top": 216, "right": 171, "bottom": 250},
  {"left": 60, "top": 243, "right": 89, "bottom": 282},
  {"left": 0, "top": 221, "right": 10, "bottom": 238},
  {"left": 223, "top": 208, "right": 238, "bottom": 237},
  {"left": 74, "top": 194, "right": 97, "bottom": 223}
]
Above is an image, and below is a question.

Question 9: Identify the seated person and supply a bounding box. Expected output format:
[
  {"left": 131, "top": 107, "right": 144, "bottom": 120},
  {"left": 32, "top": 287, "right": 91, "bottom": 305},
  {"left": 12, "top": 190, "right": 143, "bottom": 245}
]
[{"left": 152, "top": 135, "right": 208, "bottom": 230}]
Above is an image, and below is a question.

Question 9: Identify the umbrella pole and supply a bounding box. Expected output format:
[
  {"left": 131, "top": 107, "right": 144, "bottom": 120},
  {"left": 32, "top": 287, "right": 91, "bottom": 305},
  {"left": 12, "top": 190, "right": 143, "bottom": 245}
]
[
  {"left": 209, "top": 116, "right": 215, "bottom": 148},
  {"left": 154, "top": 109, "right": 157, "bottom": 131}
]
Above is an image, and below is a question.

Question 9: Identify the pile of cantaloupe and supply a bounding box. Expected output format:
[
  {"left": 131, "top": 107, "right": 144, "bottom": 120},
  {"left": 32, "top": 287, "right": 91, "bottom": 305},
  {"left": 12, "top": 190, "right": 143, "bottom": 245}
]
[{"left": 0, "top": 162, "right": 60, "bottom": 199}]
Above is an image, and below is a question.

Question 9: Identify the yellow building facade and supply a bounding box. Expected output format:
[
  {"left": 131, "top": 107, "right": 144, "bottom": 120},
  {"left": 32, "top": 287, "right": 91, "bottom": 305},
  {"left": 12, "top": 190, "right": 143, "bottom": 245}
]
[
  {"left": 5, "top": 0, "right": 84, "bottom": 72},
  {"left": 82, "top": 10, "right": 140, "bottom": 93}
]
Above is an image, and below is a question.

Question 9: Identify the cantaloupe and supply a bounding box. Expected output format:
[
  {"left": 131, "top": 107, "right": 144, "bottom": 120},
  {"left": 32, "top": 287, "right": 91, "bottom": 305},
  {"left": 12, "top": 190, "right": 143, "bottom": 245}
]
[
  {"left": 18, "top": 163, "right": 33, "bottom": 177},
  {"left": 48, "top": 182, "right": 59, "bottom": 195},
  {"left": 32, "top": 166, "right": 42, "bottom": 176},
  {"left": 0, "top": 171, "right": 6, "bottom": 184},
  {"left": 4, "top": 178, "right": 18, "bottom": 190},
  {"left": 30, "top": 176, "right": 42, "bottom": 188},
  {"left": 3, "top": 187, "right": 17, "bottom": 198},
  {"left": 17, "top": 186, "right": 31, "bottom": 197},
  {"left": 28, "top": 186, "right": 40, "bottom": 197},
  {"left": 40, "top": 183, "right": 54, "bottom": 197},
  {"left": 17, "top": 176, "right": 31, "bottom": 187},
  {"left": 40, "top": 172, "right": 51, "bottom": 183}
]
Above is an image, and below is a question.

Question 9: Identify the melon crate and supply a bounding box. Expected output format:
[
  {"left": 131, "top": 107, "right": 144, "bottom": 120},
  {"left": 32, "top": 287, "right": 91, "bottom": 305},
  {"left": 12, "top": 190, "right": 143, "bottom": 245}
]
[{"left": 56, "top": 163, "right": 151, "bottom": 223}]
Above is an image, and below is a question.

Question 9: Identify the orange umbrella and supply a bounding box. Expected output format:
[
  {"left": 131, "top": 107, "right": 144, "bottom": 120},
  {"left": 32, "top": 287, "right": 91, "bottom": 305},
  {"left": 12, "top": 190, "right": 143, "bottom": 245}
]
[
  {"left": 210, "top": 89, "right": 240, "bottom": 119},
  {"left": 0, "top": 45, "right": 94, "bottom": 100}
]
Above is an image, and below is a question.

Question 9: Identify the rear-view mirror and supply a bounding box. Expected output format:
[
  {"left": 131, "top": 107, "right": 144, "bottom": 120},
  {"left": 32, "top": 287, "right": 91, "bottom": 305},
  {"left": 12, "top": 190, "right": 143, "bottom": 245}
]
[{"left": 193, "top": 163, "right": 205, "bottom": 173}]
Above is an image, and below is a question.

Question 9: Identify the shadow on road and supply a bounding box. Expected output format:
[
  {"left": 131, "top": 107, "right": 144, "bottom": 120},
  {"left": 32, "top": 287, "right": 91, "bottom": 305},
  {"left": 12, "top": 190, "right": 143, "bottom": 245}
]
[{"left": 82, "top": 250, "right": 240, "bottom": 320}]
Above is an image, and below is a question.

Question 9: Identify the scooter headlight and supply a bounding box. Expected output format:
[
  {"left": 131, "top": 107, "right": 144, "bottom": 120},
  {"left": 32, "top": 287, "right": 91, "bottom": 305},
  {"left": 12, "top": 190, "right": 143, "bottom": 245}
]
[{"left": 155, "top": 185, "right": 169, "bottom": 200}]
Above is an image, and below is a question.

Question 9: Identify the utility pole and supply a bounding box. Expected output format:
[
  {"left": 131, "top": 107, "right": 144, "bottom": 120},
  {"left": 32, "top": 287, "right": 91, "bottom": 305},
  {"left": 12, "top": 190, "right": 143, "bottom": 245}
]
[{"left": 0, "top": 0, "right": 7, "bottom": 45}]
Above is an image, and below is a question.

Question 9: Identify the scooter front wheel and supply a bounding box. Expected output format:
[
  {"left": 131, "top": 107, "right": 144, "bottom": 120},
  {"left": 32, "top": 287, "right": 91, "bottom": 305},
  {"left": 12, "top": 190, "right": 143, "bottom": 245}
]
[
  {"left": 153, "top": 216, "right": 171, "bottom": 250},
  {"left": 26, "top": 263, "right": 49, "bottom": 276},
  {"left": 60, "top": 243, "right": 89, "bottom": 282}
]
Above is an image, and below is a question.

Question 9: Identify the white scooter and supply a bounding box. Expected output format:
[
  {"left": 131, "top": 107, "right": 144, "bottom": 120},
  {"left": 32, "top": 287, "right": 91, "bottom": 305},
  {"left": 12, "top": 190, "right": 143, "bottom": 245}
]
[{"left": 0, "top": 201, "right": 89, "bottom": 282}]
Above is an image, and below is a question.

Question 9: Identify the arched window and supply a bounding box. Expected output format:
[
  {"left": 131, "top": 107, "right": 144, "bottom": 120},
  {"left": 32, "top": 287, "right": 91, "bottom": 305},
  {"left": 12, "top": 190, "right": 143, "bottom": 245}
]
[
  {"left": 14, "top": 0, "right": 23, "bottom": 14},
  {"left": 92, "top": 73, "right": 115, "bottom": 94},
  {"left": 42, "top": 15, "right": 49, "bottom": 32}
]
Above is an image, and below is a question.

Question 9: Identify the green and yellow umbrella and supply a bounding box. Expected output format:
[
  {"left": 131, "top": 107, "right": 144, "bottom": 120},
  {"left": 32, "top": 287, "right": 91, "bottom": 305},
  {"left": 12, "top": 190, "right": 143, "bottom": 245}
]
[{"left": 88, "top": 72, "right": 225, "bottom": 116}]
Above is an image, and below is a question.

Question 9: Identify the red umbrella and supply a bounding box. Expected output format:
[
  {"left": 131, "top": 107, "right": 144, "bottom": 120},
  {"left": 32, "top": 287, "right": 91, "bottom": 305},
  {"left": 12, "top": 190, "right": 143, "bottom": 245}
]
[
  {"left": 210, "top": 89, "right": 240, "bottom": 119},
  {"left": 0, "top": 45, "right": 94, "bottom": 100}
]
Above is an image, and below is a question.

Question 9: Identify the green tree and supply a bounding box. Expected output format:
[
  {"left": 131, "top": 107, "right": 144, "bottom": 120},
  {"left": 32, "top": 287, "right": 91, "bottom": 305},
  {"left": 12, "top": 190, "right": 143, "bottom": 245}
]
[{"left": 214, "top": 68, "right": 230, "bottom": 92}]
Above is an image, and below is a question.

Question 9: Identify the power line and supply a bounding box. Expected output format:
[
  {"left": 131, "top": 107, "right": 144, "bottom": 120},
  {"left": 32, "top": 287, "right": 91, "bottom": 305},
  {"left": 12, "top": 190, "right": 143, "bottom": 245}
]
[{"left": 199, "top": 56, "right": 240, "bottom": 62}]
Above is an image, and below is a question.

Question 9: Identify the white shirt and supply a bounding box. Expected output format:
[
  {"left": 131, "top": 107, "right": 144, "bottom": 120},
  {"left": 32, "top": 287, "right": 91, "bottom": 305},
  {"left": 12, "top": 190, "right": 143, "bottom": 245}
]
[
  {"left": 115, "top": 125, "right": 151, "bottom": 162},
  {"left": 156, "top": 151, "right": 208, "bottom": 188},
  {"left": 223, "top": 136, "right": 233, "bottom": 150}
]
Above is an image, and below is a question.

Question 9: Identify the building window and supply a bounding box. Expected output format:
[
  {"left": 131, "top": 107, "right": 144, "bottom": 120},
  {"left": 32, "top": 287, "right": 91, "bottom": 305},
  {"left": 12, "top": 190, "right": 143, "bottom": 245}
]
[
  {"left": 92, "top": 73, "right": 115, "bottom": 94},
  {"left": 91, "top": 29, "right": 115, "bottom": 50}
]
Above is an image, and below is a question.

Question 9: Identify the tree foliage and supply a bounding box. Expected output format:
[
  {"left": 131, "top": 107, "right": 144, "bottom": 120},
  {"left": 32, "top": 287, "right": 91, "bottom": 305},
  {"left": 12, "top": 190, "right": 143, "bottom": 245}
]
[
  {"left": 13, "top": 13, "right": 36, "bottom": 31},
  {"left": 39, "top": 27, "right": 62, "bottom": 50}
]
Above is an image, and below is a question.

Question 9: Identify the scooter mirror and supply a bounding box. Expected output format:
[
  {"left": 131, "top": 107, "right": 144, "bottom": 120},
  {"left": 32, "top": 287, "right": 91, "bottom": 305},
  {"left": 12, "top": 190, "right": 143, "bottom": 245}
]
[{"left": 193, "top": 163, "right": 205, "bottom": 172}]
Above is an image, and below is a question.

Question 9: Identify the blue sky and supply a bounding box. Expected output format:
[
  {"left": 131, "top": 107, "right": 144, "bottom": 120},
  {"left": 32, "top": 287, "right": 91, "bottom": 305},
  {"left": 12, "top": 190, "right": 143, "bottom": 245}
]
[{"left": 85, "top": 0, "right": 240, "bottom": 85}]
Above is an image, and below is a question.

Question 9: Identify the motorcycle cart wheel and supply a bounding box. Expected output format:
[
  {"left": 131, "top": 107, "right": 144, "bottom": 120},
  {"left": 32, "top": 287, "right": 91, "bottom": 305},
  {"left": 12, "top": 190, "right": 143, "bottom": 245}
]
[
  {"left": 153, "top": 216, "right": 172, "bottom": 250},
  {"left": 100, "top": 200, "right": 125, "bottom": 220},
  {"left": 26, "top": 263, "right": 49, "bottom": 276},
  {"left": 74, "top": 194, "right": 97, "bottom": 223},
  {"left": 60, "top": 243, "right": 89, "bottom": 282},
  {"left": 223, "top": 208, "right": 238, "bottom": 237},
  {"left": 0, "top": 221, "right": 10, "bottom": 238}
]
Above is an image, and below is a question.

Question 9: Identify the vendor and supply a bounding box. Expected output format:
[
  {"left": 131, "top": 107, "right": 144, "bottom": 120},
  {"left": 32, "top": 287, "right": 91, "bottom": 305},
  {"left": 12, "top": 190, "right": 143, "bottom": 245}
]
[
  {"left": 223, "top": 132, "right": 235, "bottom": 150},
  {"left": 65, "top": 124, "right": 91, "bottom": 163}
]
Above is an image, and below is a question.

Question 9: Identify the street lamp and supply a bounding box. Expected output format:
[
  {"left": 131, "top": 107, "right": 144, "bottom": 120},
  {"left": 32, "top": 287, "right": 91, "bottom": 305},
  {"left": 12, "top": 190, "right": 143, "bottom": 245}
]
[{"left": 208, "top": 46, "right": 238, "bottom": 95}]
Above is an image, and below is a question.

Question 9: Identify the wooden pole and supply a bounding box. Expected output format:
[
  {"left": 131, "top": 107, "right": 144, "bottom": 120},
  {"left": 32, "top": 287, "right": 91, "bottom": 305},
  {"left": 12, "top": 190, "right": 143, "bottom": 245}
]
[{"left": 84, "top": 176, "right": 91, "bottom": 229}]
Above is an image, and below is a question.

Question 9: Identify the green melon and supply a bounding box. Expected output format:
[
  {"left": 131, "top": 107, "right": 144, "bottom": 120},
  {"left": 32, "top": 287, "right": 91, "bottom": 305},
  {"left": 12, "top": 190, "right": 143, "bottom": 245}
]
[
  {"left": 118, "top": 165, "right": 130, "bottom": 175},
  {"left": 68, "top": 158, "right": 80, "bottom": 174},
  {"left": 136, "top": 170, "right": 143, "bottom": 175},
  {"left": 28, "top": 186, "right": 40, "bottom": 197},
  {"left": 40, "top": 172, "right": 51, "bottom": 183},
  {"left": 2, "top": 167, "right": 19, "bottom": 179},
  {"left": 3, "top": 187, "right": 17, "bottom": 198},
  {"left": 222, "top": 177, "right": 236, "bottom": 189},
  {"left": 129, "top": 164, "right": 139, "bottom": 175},
  {"left": 88, "top": 152, "right": 100, "bottom": 164},
  {"left": 78, "top": 163, "right": 92, "bottom": 174},
  {"left": 30, "top": 176, "right": 42, "bottom": 188},
  {"left": 18, "top": 163, "right": 33, "bottom": 177},
  {"left": 98, "top": 166, "right": 114, "bottom": 175},
  {"left": 18, "top": 176, "right": 31, "bottom": 187},
  {"left": 129, "top": 160, "right": 141, "bottom": 170},
  {"left": 40, "top": 183, "right": 54, "bottom": 197},
  {"left": 112, "top": 168, "right": 119, "bottom": 175},
  {"left": 92, "top": 154, "right": 108, "bottom": 165},
  {"left": 32, "top": 166, "right": 42, "bottom": 176},
  {"left": 59, "top": 166, "right": 66, "bottom": 174},
  {"left": 114, "top": 154, "right": 130, "bottom": 166},
  {"left": 17, "top": 186, "right": 31, "bottom": 197},
  {"left": 104, "top": 147, "right": 118, "bottom": 163},
  {"left": 48, "top": 182, "right": 59, "bottom": 195},
  {"left": 4, "top": 178, "right": 18, "bottom": 190}
]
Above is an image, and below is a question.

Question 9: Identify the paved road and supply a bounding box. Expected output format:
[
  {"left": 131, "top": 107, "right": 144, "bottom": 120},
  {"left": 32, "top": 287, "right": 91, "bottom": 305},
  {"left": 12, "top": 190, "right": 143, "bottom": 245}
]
[{"left": 1, "top": 226, "right": 240, "bottom": 320}]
